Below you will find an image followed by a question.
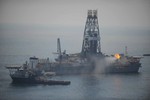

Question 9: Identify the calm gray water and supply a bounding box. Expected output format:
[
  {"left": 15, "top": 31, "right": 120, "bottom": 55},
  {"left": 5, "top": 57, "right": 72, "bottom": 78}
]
[{"left": 0, "top": 55, "right": 150, "bottom": 100}]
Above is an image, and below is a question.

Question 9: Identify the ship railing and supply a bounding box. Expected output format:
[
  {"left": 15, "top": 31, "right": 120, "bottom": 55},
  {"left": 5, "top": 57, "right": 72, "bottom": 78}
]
[{"left": 5, "top": 64, "right": 22, "bottom": 75}]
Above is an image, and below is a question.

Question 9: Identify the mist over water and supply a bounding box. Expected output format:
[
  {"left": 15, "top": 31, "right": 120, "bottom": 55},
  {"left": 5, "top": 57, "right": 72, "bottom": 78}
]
[{"left": 93, "top": 56, "right": 116, "bottom": 74}]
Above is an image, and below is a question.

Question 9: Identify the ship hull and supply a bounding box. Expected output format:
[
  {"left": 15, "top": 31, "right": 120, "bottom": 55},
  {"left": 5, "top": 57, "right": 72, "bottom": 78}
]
[
  {"left": 105, "top": 62, "right": 141, "bottom": 73},
  {"left": 11, "top": 77, "right": 36, "bottom": 83},
  {"left": 49, "top": 63, "right": 141, "bottom": 75},
  {"left": 11, "top": 77, "right": 70, "bottom": 85},
  {"left": 50, "top": 64, "right": 94, "bottom": 75},
  {"left": 51, "top": 67, "right": 140, "bottom": 75},
  {"left": 105, "top": 66, "right": 140, "bottom": 73}
]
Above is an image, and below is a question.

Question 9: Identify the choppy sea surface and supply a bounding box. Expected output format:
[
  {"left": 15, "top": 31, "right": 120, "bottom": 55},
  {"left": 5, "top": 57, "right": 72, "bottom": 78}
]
[{"left": 0, "top": 55, "right": 150, "bottom": 100}]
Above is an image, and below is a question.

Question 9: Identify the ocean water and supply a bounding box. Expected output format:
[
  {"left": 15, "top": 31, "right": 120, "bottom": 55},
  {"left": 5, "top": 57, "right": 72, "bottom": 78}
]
[{"left": 0, "top": 55, "right": 150, "bottom": 100}]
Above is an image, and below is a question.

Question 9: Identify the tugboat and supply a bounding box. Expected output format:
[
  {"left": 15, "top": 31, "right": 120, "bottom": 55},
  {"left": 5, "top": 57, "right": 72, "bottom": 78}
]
[{"left": 6, "top": 57, "right": 71, "bottom": 85}]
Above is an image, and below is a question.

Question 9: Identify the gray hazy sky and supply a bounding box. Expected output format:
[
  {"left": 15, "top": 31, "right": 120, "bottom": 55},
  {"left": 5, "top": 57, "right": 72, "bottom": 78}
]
[
  {"left": 0, "top": 0, "right": 150, "bottom": 57},
  {"left": 0, "top": 0, "right": 150, "bottom": 28}
]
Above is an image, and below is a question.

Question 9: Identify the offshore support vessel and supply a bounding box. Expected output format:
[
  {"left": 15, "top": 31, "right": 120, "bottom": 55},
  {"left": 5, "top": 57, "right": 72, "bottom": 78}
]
[{"left": 6, "top": 57, "right": 71, "bottom": 85}]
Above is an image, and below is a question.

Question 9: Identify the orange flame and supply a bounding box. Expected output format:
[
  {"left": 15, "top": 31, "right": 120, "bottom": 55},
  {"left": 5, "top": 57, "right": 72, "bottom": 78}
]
[{"left": 114, "top": 54, "right": 121, "bottom": 59}]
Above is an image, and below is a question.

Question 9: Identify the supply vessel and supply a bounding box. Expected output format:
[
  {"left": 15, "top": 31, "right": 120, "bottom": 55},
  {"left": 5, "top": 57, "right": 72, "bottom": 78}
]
[{"left": 6, "top": 57, "right": 71, "bottom": 85}]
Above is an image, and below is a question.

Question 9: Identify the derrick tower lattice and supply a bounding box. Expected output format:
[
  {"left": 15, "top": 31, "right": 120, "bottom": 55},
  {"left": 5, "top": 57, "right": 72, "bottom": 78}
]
[{"left": 81, "top": 10, "right": 102, "bottom": 57}]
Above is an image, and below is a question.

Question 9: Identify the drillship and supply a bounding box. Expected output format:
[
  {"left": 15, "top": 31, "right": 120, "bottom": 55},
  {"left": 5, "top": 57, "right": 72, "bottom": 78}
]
[
  {"left": 48, "top": 39, "right": 142, "bottom": 75},
  {"left": 48, "top": 10, "right": 142, "bottom": 75}
]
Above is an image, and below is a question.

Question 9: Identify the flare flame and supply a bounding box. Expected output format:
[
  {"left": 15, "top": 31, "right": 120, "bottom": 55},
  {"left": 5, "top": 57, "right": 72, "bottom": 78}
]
[{"left": 114, "top": 54, "right": 121, "bottom": 59}]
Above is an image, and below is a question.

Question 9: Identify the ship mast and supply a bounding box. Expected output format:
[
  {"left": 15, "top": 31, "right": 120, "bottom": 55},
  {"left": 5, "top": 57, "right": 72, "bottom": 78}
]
[
  {"left": 125, "top": 46, "right": 128, "bottom": 56},
  {"left": 57, "top": 38, "right": 62, "bottom": 57},
  {"left": 56, "top": 38, "right": 62, "bottom": 62},
  {"left": 81, "top": 10, "right": 102, "bottom": 58}
]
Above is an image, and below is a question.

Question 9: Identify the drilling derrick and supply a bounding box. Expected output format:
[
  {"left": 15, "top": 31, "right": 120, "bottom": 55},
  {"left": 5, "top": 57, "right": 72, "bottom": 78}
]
[{"left": 81, "top": 10, "right": 102, "bottom": 58}]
